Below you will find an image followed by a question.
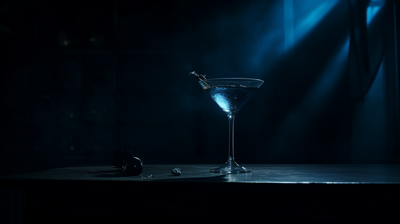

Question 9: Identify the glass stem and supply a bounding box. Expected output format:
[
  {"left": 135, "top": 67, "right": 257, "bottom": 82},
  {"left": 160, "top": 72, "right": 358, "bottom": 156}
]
[{"left": 227, "top": 113, "right": 236, "bottom": 165}]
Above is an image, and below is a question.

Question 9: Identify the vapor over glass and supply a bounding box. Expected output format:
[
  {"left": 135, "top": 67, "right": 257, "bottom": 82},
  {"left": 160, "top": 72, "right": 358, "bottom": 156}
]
[{"left": 200, "top": 78, "right": 264, "bottom": 173}]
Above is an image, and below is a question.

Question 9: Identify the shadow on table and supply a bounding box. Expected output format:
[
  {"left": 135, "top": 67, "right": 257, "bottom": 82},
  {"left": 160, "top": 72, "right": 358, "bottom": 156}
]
[
  {"left": 87, "top": 169, "right": 228, "bottom": 182},
  {"left": 155, "top": 174, "right": 228, "bottom": 182}
]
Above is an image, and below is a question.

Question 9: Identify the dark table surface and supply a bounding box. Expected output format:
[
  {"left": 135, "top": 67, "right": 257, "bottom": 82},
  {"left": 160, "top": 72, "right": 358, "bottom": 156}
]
[
  {"left": 1, "top": 164, "right": 400, "bottom": 222},
  {"left": 1, "top": 164, "right": 400, "bottom": 184}
]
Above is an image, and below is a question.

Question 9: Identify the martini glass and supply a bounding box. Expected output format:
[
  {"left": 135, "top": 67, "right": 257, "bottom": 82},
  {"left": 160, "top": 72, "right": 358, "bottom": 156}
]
[{"left": 201, "top": 78, "right": 264, "bottom": 173}]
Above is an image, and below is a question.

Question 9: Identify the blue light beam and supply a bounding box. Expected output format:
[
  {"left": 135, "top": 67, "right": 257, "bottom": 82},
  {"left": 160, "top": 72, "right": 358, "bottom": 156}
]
[
  {"left": 284, "top": 0, "right": 338, "bottom": 50},
  {"left": 366, "top": 0, "right": 384, "bottom": 25}
]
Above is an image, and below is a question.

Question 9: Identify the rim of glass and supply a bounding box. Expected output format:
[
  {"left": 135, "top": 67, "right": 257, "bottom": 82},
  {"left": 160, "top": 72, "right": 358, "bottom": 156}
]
[{"left": 205, "top": 78, "right": 264, "bottom": 82}]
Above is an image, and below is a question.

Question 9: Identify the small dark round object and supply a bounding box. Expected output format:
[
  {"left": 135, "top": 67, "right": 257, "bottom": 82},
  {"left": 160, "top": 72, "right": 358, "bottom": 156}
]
[
  {"left": 121, "top": 154, "right": 143, "bottom": 176},
  {"left": 171, "top": 168, "right": 181, "bottom": 176}
]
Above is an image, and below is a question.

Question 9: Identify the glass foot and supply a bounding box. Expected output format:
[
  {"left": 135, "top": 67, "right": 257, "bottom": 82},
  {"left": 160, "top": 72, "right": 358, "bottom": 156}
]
[{"left": 210, "top": 161, "right": 251, "bottom": 174}]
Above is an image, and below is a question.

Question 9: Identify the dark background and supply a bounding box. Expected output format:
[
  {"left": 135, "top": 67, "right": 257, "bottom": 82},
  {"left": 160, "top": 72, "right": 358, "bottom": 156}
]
[{"left": 0, "top": 0, "right": 399, "bottom": 177}]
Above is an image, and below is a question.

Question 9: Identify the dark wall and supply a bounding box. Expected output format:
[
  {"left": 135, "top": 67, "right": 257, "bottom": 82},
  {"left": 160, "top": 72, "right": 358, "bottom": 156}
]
[{"left": 1, "top": 0, "right": 399, "bottom": 176}]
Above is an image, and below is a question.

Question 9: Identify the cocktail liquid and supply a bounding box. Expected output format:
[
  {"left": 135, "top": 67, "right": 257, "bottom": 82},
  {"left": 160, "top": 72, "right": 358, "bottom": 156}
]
[{"left": 209, "top": 86, "right": 258, "bottom": 114}]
